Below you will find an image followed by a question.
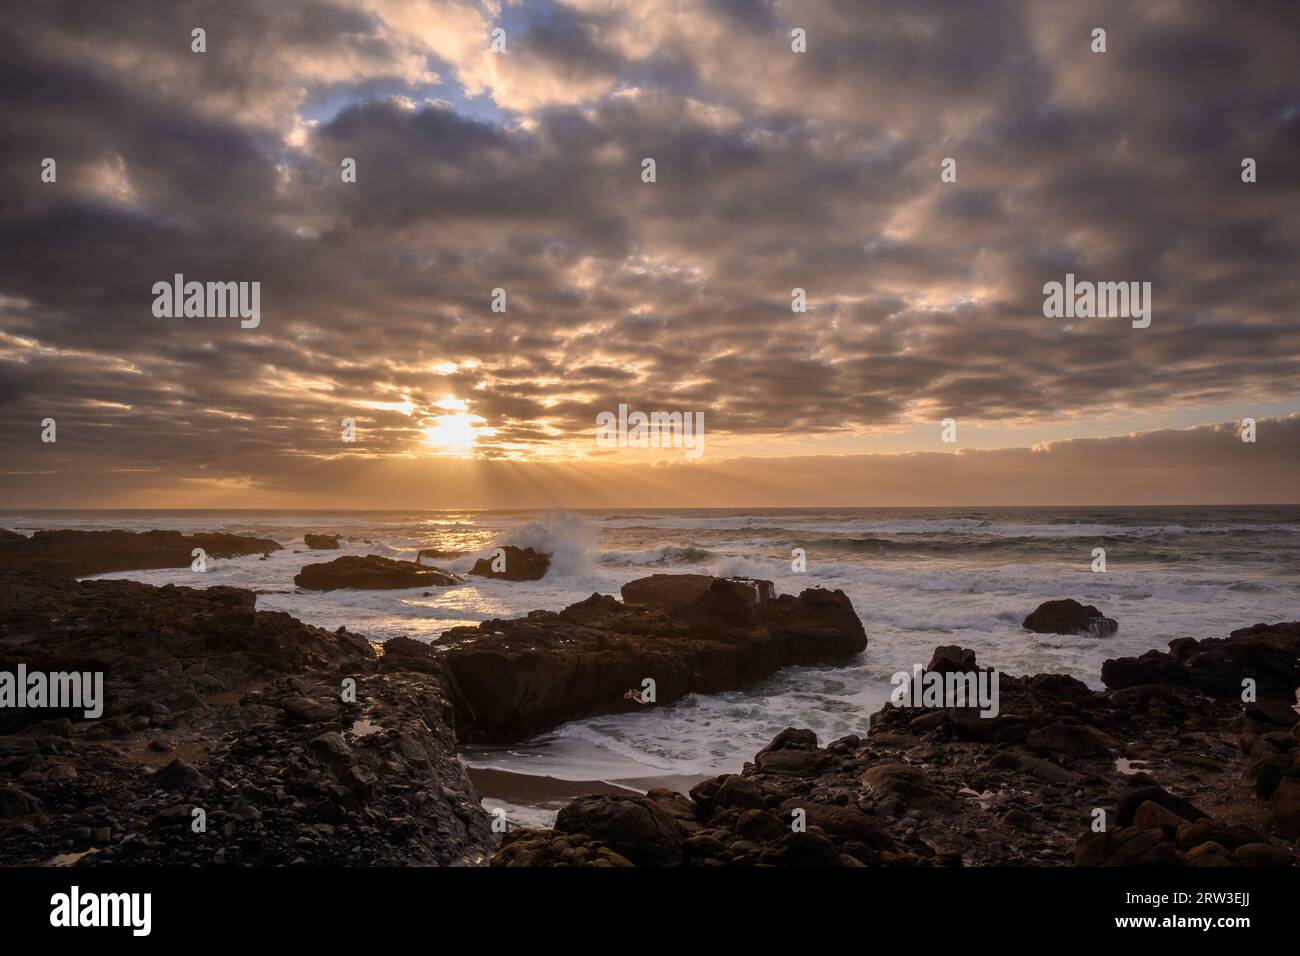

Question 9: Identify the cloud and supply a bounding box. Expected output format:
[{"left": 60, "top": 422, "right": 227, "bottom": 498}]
[{"left": 0, "top": 0, "right": 1296, "bottom": 505}]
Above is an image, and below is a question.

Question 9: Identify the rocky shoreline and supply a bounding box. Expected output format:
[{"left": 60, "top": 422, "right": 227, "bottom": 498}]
[
  {"left": 498, "top": 629, "right": 1300, "bottom": 867},
  {"left": 0, "top": 528, "right": 1296, "bottom": 867}
]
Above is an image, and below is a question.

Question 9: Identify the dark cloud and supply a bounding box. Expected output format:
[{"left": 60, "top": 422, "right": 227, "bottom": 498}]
[{"left": 0, "top": 0, "right": 1296, "bottom": 505}]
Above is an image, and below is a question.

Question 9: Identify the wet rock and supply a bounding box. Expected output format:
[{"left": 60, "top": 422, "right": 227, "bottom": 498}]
[
  {"left": 1102, "top": 621, "right": 1300, "bottom": 700},
  {"left": 468, "top": 546, "right": 551, "bottom": 581},
  {"left": 303, "top": 534, "right": 340, "bottom": 550},
  {"left": 1023, "top": 599, "right": 1118, "bottom": 637},
  {"left": 441, "top": 575, "right": 866, "bottom": 743},
  {"left": 293, "top": 555, "right": 460, "bottom": 591},
  {"left": 0, "top": 529, "right": 281, "bottom": 579},
  {"left": 554, "top": 795, "right": 687, "bottom": 867},
  {"left": 926, "top": 645, "right": 978, "bottom": 673}
]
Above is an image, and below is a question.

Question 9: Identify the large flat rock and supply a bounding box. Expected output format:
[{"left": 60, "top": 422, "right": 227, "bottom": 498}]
[
  {"left": 294, "top": 554, "right": 460, "bottom": 591},
  {"left": 440, "top": 574, "right": 867, "bottom": 744},
  {"left": 0, "top": 529, "right": 281, "bottom": 579}
]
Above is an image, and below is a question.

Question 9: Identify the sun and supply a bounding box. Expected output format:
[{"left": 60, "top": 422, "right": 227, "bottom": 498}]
[{"left": 421, "top": 411, "right": 495, "bottom": 456}]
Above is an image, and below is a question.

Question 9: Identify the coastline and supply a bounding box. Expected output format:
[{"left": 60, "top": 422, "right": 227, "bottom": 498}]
[{"left": 0, "top": 527, "right": 1296, "bottom": 867}]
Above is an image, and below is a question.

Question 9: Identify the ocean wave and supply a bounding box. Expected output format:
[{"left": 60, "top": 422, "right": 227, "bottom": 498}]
[
  {"left": 492, "top": 511, "right": 594, "bottom": 576},
  {"left": 598, "top": 545, "right": 715, "bottom": 566}
]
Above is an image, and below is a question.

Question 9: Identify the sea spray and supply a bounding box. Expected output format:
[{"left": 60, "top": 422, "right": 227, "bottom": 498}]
[{"left": 494, "top": 511, "right": 595, "bottom": 576}]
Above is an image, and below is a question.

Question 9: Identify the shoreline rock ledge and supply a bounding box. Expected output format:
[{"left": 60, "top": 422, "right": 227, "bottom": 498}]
[
  {"left": 294, "top": 554, "right": 460, "bottom": 591},
  {"left": 0, "top": 529, "right": 281, "bottom": 579},
  {"left": 439, "top": 574, "right": 867, "bottom": 745}
]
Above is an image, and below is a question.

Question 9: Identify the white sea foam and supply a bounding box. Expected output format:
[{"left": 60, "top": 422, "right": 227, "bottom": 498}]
[{"left": 8, "top": 507, "right": 1296, "bottom": 792}]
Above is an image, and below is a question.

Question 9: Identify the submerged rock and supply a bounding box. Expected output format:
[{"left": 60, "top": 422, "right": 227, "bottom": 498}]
[
  {"left": 1023, "top": 599, "right": 1118, "bottom": 637},
  {"left": 293, "top": 554, "right": 460, "bottom": 591}
]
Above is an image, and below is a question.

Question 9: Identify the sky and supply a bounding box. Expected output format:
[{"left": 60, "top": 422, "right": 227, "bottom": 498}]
[{"left": 0, "top": 0, "right": 1297, "bottom": 509}]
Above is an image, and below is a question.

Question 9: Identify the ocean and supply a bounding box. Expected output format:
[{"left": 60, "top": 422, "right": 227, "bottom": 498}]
[{"left": 4, "top": 506, "right": 1297, "bottom": 827}]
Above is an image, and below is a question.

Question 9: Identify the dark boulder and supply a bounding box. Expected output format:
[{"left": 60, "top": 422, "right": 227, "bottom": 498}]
[
  {"left": 554, "top": 795, "right": 686, "bottom": 866},
  {"left": 1102, "top": 621, "right": 1300, "bottom": 700},
  {"left": 303, "top": 534, "right": 340, "bottom": 550},
  {"left": 468, "top": 546, "right": 551, "bottom": 581},
  {"left": 1023, "top": 599, "right": 1118, "bottom": 637},
  {"left": 441, "top": 575, "right": 866, "bottom": 743},
  {"left": 0, "top": 529, "right": 282, "bottom": 579},
  {"left": 294, "top": 555, "right": 459, "bottom": 591},
  {"left": 926, "top": 645, "right": 978, "bottom": 673}
]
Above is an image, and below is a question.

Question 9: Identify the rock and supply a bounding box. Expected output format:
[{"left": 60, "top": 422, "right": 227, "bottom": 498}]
[
  {"left": 1174, "top": 819, "right": 1264, "bottom": 850},
  {"left": 0, "top": 529, "right": 281, "bottom": 579},
  {"left": 468, "top": 546, "right": 551, "bottom": 581},
  {"left": 282, "top": 696, "right": 342, "bottom": 723},
  {"left": 0, "top": 784, "right": 39, "bottom": 818},
  {"left": 621, "top": 574, "right": 718, "bottom": 609},
  {"left": 1023, "top": 599, "right": 1118, "bottom": 637},
  {"left": 1077, "top": 827, "right": 1183, "bottom": 867},
  {"left": 861, "top": 763, "right": 956, "bottom": 811},
  {"left": 0, "top": 570, "right": 372, "bottom": 734},
  {"left": 1185, "top": 841, "right": 1236, "bottom": 866},
  {"left": 293, "top": 555, "right": 459, "bottom": 591},
  {"left": 554, "top": 795, "right": 686, "bottom": 866},
  {"left": 1245, "top": 700, "right": 1300, "bottom": 727},
  {"left": 757, "top": 727, "right": 819, "bottom": 755},
  {"left": 491, "top": 829, "right": 635, "bottom": 867},
  {"left": 0, "top": 529, "right": 24, "bottom": 542},
  {"left": 1233, "top": 843, "right": 1294, "bottom": 867},
  {"left": 303, "top": 534, "right": 340, "bottom": 550},
  {"left": 152, "top": 759, "right": 211, "bottom": 790},
  {"left": 715, "top": 776, "right": 766, "bottom": 810},
  {"left": 757, "top": 831, "right": 842, "bottom": 866},
  {"left": 791, "top": 803, "right": 895, "bottom": 850},
  {"left": 1132, "top": 800, "right": 1190, "bottom": 835},
  {"left": 1270, "top": 778, "right": 1300, "bottom": 838},
  {"left": 1117, "top": 786, "right": 1206, "bottom": 828},
  {"left": 1102, "top": 621, "right": 1300, "bottom": 700},
  {"left": 756, "top": 748, "right": 832, "bottom": 775},
  {"left": 1026, "top": 720, "right": 1113, "bottom": 757},
  {"left": 0, "top": 566, "right": 493, "bottom": 866},
  {"left": 441, "top": 576, "right": 866, "bottom": 743},
  {"left": 926, "top": 645, "right": 978, "bottom": 673},
  {"left": 620, "top": 573, "right": 774, "bottom": 621}
]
